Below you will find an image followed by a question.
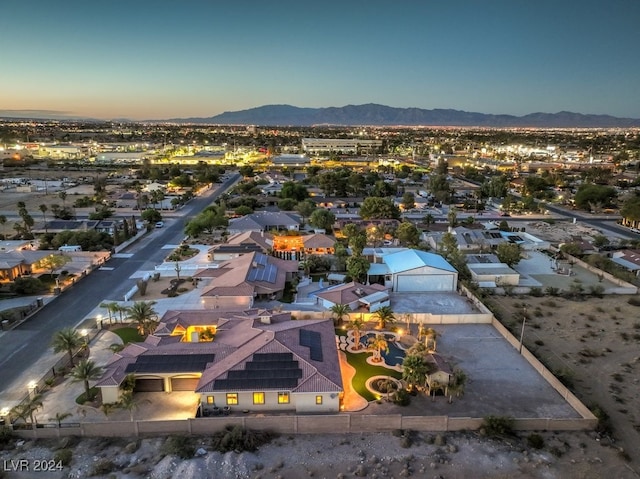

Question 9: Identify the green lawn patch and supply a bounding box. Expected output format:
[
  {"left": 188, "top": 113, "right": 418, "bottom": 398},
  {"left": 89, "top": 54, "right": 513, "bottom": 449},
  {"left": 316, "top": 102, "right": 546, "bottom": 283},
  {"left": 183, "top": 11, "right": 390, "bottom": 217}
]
[
  {"left": 76, "top": 387, "right": 99, "bottom": 405},
  {"left": 111, "top": 327, "right": 143, "bottom": 344},
  {"left": 343, "top": 349, "right": 402, "bottom": 402}
]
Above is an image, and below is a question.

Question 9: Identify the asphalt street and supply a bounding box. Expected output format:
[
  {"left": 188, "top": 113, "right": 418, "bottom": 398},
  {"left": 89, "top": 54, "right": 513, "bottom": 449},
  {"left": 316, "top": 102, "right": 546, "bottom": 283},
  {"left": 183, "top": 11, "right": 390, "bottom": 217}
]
[{"left": 0, "top": 174, "right": 239, "bottom": 400}]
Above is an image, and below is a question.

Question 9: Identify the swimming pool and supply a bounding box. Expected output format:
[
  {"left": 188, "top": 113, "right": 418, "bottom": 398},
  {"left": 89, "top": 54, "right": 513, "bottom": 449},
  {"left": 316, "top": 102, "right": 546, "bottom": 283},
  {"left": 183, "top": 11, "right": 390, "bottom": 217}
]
[{"left": 360, "top": 332, "right": 406, "bottom": 367}]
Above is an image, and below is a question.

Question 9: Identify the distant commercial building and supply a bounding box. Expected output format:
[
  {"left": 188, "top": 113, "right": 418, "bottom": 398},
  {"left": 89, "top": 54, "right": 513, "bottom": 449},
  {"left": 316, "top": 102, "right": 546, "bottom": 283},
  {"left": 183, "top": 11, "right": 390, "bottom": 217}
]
[{"left": 301, "top": 138, "right": 382, "bottom": 154}]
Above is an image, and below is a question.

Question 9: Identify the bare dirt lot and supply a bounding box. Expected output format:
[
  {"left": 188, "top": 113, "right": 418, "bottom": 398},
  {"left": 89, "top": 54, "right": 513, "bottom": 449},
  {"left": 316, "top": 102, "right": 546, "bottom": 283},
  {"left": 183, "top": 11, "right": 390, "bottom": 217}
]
[{"left": 488, "top": 294, "right": 640, "bottom": 471}]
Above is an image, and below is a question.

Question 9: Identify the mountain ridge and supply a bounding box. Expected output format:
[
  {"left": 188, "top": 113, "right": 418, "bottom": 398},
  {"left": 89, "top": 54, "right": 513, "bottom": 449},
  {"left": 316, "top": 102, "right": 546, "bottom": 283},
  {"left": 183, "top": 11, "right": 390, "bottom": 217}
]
[{"left": 167, "top": 103, "right": 640, "bottom": 128}]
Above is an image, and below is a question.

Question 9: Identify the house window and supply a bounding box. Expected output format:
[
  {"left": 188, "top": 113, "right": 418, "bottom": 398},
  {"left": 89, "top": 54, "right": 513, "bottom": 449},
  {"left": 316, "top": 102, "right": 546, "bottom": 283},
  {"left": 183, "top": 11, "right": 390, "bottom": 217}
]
[
  {"left": 206, "top": 396, "right": 214, "bottom": 405},
  {"left": 253, "top": 392, "right": 265, "bottom": 405},
  {"left": 315, "top": 395, "right": 323, "bottom": 405},
  {"left": 226, "top": 393, "right": 238, "bottom": 405},
  {"left": 278, "top": 392, "right": 290, "bottom": 404}
]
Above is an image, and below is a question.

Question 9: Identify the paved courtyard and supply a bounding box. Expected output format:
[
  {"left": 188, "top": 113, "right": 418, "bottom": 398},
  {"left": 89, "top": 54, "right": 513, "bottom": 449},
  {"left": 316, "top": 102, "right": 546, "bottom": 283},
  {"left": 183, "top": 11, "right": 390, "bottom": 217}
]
[{"left": 390, "top": 292, "right": 478, "bottom": 314}]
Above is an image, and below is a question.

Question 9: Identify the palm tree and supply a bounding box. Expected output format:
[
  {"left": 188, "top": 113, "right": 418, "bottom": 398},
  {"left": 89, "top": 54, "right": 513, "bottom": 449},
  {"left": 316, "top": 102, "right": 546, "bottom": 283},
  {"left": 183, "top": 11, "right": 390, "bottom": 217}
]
[
  {"left": 69, "top": 359, "right": 103, "bottom": 402},
  {"left": 48, "top": 411, "right": 72, "bottom": 427},
  {"left": 119, "top": 391, "right": 150, "bottom": 421},
  {"left": 367, "top": 333, "right": 389, "bottom": 363},
  {"left": 402, "top": 354, "right": 430, "bottom": 391},
  {"left": 127, "top": 301, "right": 158, "bottom": 336},
  {"left": 346, "top": 316, "right": 365, "bottom": 350},
  {"left": 448, "top": 369, "right": 468, "bottom": 403},
  {"left": 423, "top": 327, "right": 440, "bottom": 352},
  {"left": 373, "top": 306, "right": 396, "bottom": 329},
  {"left": 39, "top": 204, "right": 48, "bottom": 233},
  {"left": 423, "top": 213, "right": 434, "bottom": 228},
  {"left": 11, "top": 393, "right": 43, "bottom": 425},
  {"left": 51, "top": 328, "right": 83, "bottom": 367},
  {"left": 58, "top": 191, "right": 67, "bottom": 207},
  {"left": 330, "top": 304, "right": 351, "bottom": 326},
  {"left": 100, "top": 301, "right": 120, "bottom": 325}
]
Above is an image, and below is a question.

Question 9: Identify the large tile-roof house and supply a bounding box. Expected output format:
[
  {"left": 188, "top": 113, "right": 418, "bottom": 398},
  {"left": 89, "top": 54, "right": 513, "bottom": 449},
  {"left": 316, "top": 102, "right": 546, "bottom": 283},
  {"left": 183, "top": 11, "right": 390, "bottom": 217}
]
[
  {"left": 227, "top": 212, "right": 300, "bottom": 235},
  {"left": 367, "top": 249, "right": 458, "bottom": 292},
  {"left": 97, "top": 309, "right": 343, "bottom": 413},
  {"left": 195, "top": 252, "right": 298, "bottom": 309},
  {"left": 207, "top": 231, "right": 274, "bottom": 261}
]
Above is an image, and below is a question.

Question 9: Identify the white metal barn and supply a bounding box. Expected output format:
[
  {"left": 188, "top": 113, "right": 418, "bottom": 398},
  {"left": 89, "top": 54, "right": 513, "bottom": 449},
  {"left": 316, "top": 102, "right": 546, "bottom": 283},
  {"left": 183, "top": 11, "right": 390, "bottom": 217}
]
[{"left": 367, "top": 249, "right": 458, "bottom": 293}]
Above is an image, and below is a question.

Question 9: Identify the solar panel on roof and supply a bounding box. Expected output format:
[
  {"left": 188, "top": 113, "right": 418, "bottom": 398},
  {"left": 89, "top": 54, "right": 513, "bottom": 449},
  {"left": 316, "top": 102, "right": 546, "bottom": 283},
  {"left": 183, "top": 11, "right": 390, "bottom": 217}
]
[
  {"left": 125, "top": 353, "right": 215, "bottom": 373},
  {"left": 299, "top": 329, "right": 323, "bottom": 362},
  {"left": 253, "top": 352, "right": 293, "bottom": 362},
  {"left": 212, "top": 377, "right": 299, "bottom": 390}
]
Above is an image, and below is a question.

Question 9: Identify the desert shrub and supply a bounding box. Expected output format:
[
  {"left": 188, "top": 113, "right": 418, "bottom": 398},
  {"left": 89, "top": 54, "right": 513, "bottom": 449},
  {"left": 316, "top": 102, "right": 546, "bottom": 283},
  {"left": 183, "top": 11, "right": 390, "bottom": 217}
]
[
  {"left": 177, "top": 287, "right": 188, "bottom": 293},
  {"left": 211, "top": 425, "right": 277, "bottom": 453},
  {"left": 590, "top": 404, "right": 613, "bottom": 435},
  {"left": 533, "top": 308, "right": 544, "bottom": 317},
  {"left": 162, "top": 436, "right": 195, "bottom": 459},
  {"left": 526, "top": 433, "right": 545, "bottom": 449},
  {"left": 481, "top": 415, "right": 514, "bottom": 437},
  {"left": 589, "top": 285, "right": 605, "bottom": 297},
  {"left": 392, "top": 388, "right": 411, "bottom": 406},
  {"left": 400, "top": 436, "right": 412, "bottom": 448},
  {"left": 53, "top": 448, "right": 73, "bottom": 466},
  {"left": 545, "top": 286, "right": 560, "bottom": 296},
  {"left": 391, "top": 429, "right": 404, "bottom": 437},
  {"left": 628, "top": 297, "right": 640, "bottom": 306},
  {"left": 0, "top": 427, "right": 15, "bottom": 449},
  {"left": 529, "top": 287, "right": 543, "bottom": 297},
  {"left": 534, "top": 339, "right": 544, "bottom": 346},
  {"left": 90, "top": 459, "right": 116, "bottom": 476}
]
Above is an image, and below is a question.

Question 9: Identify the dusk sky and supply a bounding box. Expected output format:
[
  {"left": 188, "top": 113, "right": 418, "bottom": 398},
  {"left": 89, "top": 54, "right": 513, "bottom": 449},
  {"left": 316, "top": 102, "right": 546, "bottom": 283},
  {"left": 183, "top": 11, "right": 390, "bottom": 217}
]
[{"left": 1, "top": 0, "right": 639, "bottom": 120}]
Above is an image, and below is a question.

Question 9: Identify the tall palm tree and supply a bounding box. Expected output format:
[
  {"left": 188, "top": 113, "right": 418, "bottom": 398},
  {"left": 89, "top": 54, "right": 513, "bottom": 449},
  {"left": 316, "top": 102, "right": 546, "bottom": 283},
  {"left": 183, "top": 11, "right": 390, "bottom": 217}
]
[
  {"left": 58, "top": 191, "right": 67, "bottom": 207},
  {"left": 119, "top": 391, "right": 149, "bottom": 422},
  {"left": 100, "top": 301, "right": 116, "bottom": 325},
  {"left": 330, "top": 304, "right": 351, "bottom": 326},
  {"left": 423, "top": 327, "right": 440, "bottom": 352},
  {"left": 39, "top": 204, "right": 48, "bottom": 233},
  {"left": 49, "top": 411, "right": 72, "bottom": 427},
  {"left": 402, "top": 354, "right": 430, "bottom": 391},
  {"left": 127, "top": 301, "right": 158, "bottom": 336},
  {"left": 346, "top": 316, "right": 365, "bottom": 350},
  {"left": 11, "top": 393, "right": 44, "bottom": 425},
  {"left": 51, "top": 328, "right": 83, "bottom": 367},
  {"left": 373, "top": 306, "right": 396, "bottom": 329},
  {"left": 367, "top": 333, "right": 389, "bottom": 363},
  {"left": 69, "top": 359, "right": 103, "bottom": 402},
  {"left": 448, "top": 369, "right": 468, "bottom": 403}
]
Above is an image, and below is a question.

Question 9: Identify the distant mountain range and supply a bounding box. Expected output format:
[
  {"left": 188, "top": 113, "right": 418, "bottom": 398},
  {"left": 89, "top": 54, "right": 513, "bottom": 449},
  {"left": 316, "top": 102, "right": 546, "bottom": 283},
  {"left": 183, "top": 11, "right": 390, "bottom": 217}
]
[{"left": 170, "top": 104, "right": 640, "bottom": 128}]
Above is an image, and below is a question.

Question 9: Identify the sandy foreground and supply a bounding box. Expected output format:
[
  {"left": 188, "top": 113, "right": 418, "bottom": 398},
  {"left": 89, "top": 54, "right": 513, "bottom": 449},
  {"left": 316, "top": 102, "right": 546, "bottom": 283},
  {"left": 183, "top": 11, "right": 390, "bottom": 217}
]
[{"left": 1, "top": 428, "right": 637, "bottom": 479}]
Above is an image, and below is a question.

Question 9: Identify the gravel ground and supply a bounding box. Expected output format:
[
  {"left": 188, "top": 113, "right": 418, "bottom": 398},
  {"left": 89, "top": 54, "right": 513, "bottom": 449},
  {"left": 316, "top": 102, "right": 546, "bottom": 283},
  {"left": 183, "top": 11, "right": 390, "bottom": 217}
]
[{"left": 1, "top": 429, "right": 637, "bottom": 479}]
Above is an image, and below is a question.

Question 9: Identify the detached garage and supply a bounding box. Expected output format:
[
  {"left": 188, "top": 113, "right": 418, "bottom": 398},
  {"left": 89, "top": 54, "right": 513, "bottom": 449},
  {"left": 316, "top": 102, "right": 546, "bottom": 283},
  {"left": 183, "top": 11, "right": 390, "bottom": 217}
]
[{"left": 368, "top": 249, "right": 458, "bottom": 293}]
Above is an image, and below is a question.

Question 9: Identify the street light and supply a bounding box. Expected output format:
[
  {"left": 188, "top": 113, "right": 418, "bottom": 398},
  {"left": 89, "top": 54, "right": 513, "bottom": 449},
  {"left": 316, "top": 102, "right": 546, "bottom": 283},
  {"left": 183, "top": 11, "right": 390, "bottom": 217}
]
[{"left": 519, "top": 306, "right": 527, "bottom": 354}]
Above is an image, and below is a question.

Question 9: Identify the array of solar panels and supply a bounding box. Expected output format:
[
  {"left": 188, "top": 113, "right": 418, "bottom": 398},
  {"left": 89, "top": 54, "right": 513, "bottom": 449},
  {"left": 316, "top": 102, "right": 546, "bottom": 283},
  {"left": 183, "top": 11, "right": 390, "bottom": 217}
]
[
  {"left": 299, "top": 329, "right": 323, "bottom": 362},
  {"left": 212, "top": 352, "right": 302, "bottom": 390},
  {"left": 125, "top": 353, "right": 215, "bottom": 373},
  {"left": 247, "top": 254, "right": 277, "bottom": 283}
]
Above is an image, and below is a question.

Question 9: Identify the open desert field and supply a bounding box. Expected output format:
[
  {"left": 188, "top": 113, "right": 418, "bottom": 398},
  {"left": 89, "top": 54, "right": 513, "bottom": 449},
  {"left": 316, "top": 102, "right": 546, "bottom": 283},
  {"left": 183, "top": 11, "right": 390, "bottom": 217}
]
[{"left": 488, "top": 293, "right": 640, "bottom": 471}]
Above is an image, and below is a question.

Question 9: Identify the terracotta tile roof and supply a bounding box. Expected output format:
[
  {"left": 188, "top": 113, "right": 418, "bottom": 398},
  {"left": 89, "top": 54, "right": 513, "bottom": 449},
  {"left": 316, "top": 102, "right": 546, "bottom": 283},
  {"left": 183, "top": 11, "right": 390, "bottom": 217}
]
[
  {"left": 98, "top": 310, "right": 342, "bottom": 396},
  {"left": 301, "top": 233, "right": 336, "bottom": 249},
  {"left": 314, "top": 281, "right": 388, "bottom": 306}
]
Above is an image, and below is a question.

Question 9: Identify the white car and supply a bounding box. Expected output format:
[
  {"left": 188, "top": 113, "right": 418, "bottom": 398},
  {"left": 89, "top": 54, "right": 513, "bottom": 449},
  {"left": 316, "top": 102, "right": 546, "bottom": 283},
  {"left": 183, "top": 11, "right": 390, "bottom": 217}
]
[{"left": 155, "top": 221, "right": 164, "bottom": 228}]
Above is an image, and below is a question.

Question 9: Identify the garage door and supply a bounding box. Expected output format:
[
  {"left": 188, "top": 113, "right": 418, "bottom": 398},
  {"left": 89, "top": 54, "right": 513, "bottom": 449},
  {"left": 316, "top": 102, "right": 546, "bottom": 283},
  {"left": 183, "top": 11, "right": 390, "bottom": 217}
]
[
  {"left": 395, "top": 274, "right": 454, "bottom": 292},
  {"left": 171, "top": 378, "right": 199, "bottom": 391},
  {"left": 134, "top": 379, "right": 164, "bottom": 392}
]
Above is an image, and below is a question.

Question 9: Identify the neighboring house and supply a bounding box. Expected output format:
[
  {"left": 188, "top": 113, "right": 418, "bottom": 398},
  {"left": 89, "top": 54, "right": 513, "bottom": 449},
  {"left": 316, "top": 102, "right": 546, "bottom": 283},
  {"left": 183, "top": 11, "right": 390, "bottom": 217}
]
[
  {"left": 195, "top": 252, "right": 298, "bottom": 309},
  {"left": 424, "top": 226, "right": 549, "bottom": 252},
  {"left": 273, "top": 233, "right": 336, "bottom": 257},
  {"left": 334, "top": 218, "right": 401, "bottom": 232},
  {"left": 611, "top": 249, "right": 640, "bottom": 276},
  {"left": 312, "top": 281, "right": 390, "bottom": 313},
  {"left": 367, "top": 249, "right": 458, "bottom": 293},
  {"left": 33, "top": 218, "right": 131, "bottom": 237},
  {"left": 227, "top": 212, "right": 301, "bottom": 235},
  {"left": 97, "top": 309, "right": 343, "bottom": 413},
  {"left": 208, "top": 231, "right": 273, "bottom": 261}
]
